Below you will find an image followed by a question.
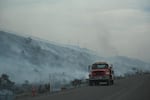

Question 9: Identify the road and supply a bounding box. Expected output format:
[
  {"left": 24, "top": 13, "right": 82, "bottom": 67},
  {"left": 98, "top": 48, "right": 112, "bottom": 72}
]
[{"left": 20, "top": 74, "right": 150, "bottom": 100}]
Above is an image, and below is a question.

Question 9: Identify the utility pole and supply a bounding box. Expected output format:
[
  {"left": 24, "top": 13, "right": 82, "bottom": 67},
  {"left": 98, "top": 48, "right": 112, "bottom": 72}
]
[{"left": 49, "top": 73, "right": 53, "bottom": 93}]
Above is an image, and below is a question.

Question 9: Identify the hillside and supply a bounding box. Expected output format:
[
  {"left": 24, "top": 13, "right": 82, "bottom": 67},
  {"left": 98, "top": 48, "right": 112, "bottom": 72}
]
[{"left": 0, "top": 31, "right": 150, "bottom": 83}]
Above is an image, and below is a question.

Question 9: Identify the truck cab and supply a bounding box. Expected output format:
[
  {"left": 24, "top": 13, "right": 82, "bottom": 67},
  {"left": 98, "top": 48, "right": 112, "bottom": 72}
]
[{"left": 88, "top": 62, "right": 114, "bottom": 86}]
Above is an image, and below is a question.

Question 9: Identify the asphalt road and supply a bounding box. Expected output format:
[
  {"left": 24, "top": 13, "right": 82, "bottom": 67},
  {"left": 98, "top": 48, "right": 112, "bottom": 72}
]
[{"left": 21, "top": 74, "right": 150, "bottom": 100}]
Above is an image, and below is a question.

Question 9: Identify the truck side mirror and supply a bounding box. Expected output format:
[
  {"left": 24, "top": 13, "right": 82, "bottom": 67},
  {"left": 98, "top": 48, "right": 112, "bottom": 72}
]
[
  {"left": 112, "top": 70, "right": 114, "bottom": 74},
  {"left": 110, "top": 64, "right": 113, "bottom": 68}
]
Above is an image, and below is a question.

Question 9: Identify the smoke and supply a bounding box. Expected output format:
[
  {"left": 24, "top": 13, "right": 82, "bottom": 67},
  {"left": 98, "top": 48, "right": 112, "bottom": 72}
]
[
  {"left": 90, "top": 15, "right": 119, "bottom": 57},
  {"left": 0, "top": 31, "right": 97, "bottom": 83},
  {"left": 1, "top": 31, "right": 150, "bottom": 84},
  {"left": 0, "top": 0, "right": 150, "bottom": 62}
]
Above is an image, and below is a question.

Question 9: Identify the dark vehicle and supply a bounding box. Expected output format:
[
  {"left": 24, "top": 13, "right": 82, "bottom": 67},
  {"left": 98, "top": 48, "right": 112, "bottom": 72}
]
[{"left": 88, "top": 62, "right": 114, "bottom": 86}]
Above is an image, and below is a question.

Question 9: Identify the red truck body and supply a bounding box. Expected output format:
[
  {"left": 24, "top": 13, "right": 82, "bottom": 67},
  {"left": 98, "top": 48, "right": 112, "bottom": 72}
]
[{"left": 88, "top": 62, "right": 114, "bottom": 86}]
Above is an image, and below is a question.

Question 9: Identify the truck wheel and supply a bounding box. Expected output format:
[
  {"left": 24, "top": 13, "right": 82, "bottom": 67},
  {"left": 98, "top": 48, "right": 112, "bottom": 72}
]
[
  {"left": 95, "top": 81, "right": 99, "bottom": 86},
  {"left": 111, "top": 80, "right": 114, "bottom": 85},
  {"left": 107, "top": 80, "right": 111, "bottom": 86},
  {"left": 89, "top": 80, "right": 93, "bottom": 86}
]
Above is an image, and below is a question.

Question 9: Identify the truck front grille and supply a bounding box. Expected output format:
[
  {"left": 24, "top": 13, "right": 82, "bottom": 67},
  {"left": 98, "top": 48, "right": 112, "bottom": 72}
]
[{"left": 92, "top": 71, "right": 105, "bottom": 76}]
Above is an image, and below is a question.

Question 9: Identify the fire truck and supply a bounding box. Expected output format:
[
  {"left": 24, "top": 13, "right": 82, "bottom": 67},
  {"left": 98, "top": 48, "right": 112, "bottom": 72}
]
[{"left": 88, "top": 62, "right": 114, "bottom": 86}]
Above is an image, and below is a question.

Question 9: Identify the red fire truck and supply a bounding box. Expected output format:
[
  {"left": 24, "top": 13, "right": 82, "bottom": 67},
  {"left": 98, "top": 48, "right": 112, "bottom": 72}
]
[{"left": 88, "top": 62, "right": 114, "bottom": 86}]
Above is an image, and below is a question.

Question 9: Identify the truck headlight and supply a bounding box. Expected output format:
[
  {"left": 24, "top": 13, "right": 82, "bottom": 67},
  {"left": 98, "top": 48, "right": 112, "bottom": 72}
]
[{"left": 105, "top": 71, "right": 110, "bottom": 75}]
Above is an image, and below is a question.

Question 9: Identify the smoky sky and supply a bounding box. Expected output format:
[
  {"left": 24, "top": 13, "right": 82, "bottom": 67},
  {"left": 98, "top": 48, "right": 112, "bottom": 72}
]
[{"left": 0, "top": 0, "right": 150, "bottom": 62}]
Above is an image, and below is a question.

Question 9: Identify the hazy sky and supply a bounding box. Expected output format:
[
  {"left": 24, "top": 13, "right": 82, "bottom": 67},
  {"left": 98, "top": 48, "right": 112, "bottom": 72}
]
[{"left": 0, "top": 0, "right": 150, "bottom": 62}]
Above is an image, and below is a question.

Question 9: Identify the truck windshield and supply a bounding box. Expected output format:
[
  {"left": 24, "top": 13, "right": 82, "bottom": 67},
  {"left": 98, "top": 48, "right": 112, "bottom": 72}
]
[{"left": 92, "top": 64, "right": 108, "bottom": 69}]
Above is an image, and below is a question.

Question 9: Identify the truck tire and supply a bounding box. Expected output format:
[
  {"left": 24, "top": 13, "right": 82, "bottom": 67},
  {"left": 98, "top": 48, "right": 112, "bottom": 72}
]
[
  {"left": 89, "top": 80, "right": 93, "bottom": 86},
  {"left": 111, "top": 80, "right": 114, "bottom": 85},
  {"left": 107, "top": 80, "right": 111, "bottom": 86},
  {"left": 95, "top": 81, "right": 99, "bottom": 86}
]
